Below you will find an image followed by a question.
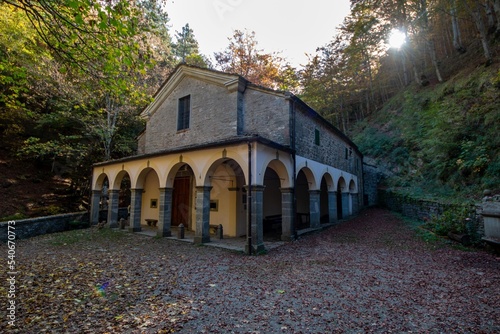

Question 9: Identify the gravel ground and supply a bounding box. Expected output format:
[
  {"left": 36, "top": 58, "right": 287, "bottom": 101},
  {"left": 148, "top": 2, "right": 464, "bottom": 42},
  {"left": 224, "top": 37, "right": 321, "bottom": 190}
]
[{"left": 2, "top": 208, "right": 499, "bottom": 333}]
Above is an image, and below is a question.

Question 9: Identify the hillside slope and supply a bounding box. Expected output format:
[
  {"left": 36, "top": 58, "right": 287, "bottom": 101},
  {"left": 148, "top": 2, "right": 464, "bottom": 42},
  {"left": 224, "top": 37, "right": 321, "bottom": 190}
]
[
  {"left": 0, "top": 150, "right": 80, "bottom": 220},
  {"left": 352, "top": 63, "right": 500, "bottom": 202}
]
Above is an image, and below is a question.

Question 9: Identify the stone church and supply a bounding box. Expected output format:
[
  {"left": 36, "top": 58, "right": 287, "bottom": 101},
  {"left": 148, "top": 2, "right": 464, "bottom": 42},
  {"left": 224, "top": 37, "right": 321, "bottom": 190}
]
[{"left": 90, "top": 64, "right": 364, "bottom": 252}]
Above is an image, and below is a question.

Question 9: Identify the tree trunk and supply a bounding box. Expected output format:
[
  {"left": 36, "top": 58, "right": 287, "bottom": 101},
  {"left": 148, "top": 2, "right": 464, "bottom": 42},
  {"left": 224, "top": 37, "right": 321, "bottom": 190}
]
[
  {"left": 485, "top": 0, "right": 496, "bottom": 34},
  {"left": 420, "top": 0, "right": 443, "bottom": 82},
  {"left": 451, "top": 0, "right": 467, "bottom": 53},
  {"left": 493, "top": 0, "right": 500, "bottom": 38},
  {"left": 462, "top": 0, "right": 493, "bottom": 64}
]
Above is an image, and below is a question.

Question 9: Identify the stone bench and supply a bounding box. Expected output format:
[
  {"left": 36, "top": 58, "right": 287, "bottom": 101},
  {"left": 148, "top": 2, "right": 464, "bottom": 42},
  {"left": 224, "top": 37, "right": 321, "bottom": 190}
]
[
  {"left": 209, "top": 224, "right": 219, "bottom": 234},
  {"left": 145, "top": 219, "right": 158, "bottom": 227}
]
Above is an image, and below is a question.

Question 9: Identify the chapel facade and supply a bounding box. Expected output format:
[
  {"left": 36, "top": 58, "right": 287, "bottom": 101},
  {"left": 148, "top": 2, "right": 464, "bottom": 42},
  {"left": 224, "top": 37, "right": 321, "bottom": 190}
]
[{"left": 90, "top": 64, "right": 364, "bottom": 252}]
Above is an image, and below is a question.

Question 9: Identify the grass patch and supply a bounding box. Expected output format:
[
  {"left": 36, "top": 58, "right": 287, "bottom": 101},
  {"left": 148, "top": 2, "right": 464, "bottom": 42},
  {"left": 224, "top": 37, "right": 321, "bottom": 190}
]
[{"left": 48, "top": 227, "right": 126, "bottom": 246}]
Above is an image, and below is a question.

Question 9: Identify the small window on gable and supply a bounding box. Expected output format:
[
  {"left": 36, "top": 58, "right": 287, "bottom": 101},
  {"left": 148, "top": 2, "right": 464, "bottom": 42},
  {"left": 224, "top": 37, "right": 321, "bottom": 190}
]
[
  {"left": 177, "top": 95, "right": 190, "bottom": 131},
  {"left": 345, "top": 147, "right": 352, "bottom": 160},
  {"left": 314, "top": 129, "right": 320, "bottom": 146}
]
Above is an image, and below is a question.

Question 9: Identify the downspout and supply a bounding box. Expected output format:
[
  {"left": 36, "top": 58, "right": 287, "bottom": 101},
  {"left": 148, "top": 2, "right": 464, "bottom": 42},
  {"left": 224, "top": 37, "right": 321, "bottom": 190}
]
[
  {"left": 247, "top": 140, "right": 253, "bottom": 255},
  {"left": 289, "top": 95, "right": 297, "bottom": 240}
]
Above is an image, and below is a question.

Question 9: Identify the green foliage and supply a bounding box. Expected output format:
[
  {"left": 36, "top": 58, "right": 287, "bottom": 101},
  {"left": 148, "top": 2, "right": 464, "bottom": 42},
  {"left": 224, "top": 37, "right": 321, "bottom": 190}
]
[
  {"left": 423, "top": 205, "right": 481, "bottom": 245},
  {"left": 0, "top": 1, "right": 176, "bottom": 214},
  {"left": 354, "top": 64, "right": 500, "bottom": 201},
  {"left": 48, "top": 227, "right": 124, "bottom": 246},
  {"left": 0, "top": 212, "right": 28, "bottom": 222},
  {"left": 354, "top": 126, "right": 396, "bottom": 158}
]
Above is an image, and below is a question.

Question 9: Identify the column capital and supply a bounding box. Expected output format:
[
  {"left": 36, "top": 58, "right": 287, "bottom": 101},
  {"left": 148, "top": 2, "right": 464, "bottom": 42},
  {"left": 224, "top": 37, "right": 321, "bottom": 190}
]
[
  {"left": 279, "top": 187, "right": 294, "bottom": 193},
  {"left": 195, "top": 186, "right": 213, "bottom": 192},
  {"left": 309, "top": 190, "right": 321, "bottom": 195},
  {"left": 108, "top": 189, "right": 120, "bottom": 194},
  {"left": 92, "top": 189, "right": 102, "bottom": 194},
  {"left": 244, "top": 185, "right": 266, "bottom": 192}
]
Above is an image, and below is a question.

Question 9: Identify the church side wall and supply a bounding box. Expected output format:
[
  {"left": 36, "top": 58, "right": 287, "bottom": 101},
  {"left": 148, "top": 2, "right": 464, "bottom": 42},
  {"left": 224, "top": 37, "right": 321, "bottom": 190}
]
[
  {"left": 144, "top": 77, "right": 238, "bottom": 154},
  {"left": 294, "top": 104, "right": 362, "bottom": 177},
  {"left": 243, "top": 88, "right": 290, "bottom": 146},
  {"left": 294, "top": 103, "right": 364, "bottom": 205}
]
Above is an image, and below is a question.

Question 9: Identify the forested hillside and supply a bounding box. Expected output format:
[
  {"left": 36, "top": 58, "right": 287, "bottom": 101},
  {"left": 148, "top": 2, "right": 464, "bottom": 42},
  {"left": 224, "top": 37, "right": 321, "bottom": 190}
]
[{"left": 1, "top": 0, "right": 499, "bottom": 219}]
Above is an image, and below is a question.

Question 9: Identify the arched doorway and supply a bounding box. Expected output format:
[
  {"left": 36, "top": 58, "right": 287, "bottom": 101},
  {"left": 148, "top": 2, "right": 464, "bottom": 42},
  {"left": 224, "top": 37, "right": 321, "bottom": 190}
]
[
  {"left": 171, "top": 164, "right": 195, "bottom": 229},
  {"left": 263, "top": 168, "right": 282, "bottom": 239},
  {"left": 337, "top": 177, "right": 347, "bottom": 220},
  {"left": 296, "top": 169, "right": 310, "bottom": 229},
  {"left": 206, "top": 158, "right": 246, "bottom": 237},
  {"left": 320, "top": 177, "right": 329, "bottom": 224},
  {"left": 140, "top": 168, "right": 160, "bottom": 229}
]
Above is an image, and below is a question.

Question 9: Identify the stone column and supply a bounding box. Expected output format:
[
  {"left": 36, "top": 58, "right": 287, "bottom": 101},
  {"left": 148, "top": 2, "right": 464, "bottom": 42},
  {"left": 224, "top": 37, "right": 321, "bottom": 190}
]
[
  {"left": 309, "top": 190, "right": 321, "bottom": 228},
  {"left": 129, "top": 188, "right": 143, "bottom": 232},
  {"left": 342, "top": 192, "right": 350, "bottom": 219},
  {"left": 107, "top": 189, "right": 119, "bottom": 228},
  {"left": 246, "top": 185, "right": 266, "bottom": 253},
  {"left": 194, "top": 186, "right": 212, "bottom": 244},
  {"left": 328, "top": 191, "right": 338, "bottom": 224},
  {"left": 157, "top": 187, "right": 173, "bottom": 237},
  {"left": 90, "top": 190, "right": 101, "bottom": 225},
  {"left": 351, "top": 193, "right": 359, "bottom": 215},
  {"left": 280, "top": 188, "right": 294, "bottom": 241}
]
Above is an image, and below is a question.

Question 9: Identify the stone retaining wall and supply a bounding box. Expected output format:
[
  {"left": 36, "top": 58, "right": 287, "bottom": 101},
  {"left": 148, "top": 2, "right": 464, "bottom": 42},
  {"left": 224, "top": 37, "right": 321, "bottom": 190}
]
[
  {"left": 0, "top": 208, "right": 128, "bottom": 241},
  {"left": 379, "top": 189, "right": 484, "bottom": 236}
]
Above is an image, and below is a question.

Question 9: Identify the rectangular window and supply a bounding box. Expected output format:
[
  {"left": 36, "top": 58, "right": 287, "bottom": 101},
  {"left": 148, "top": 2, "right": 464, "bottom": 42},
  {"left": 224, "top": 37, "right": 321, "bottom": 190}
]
[
  {"left": 177, "top": 95, "right": 190, "bottom": 131},
  {"left": 314, "top": 129, "right": 320, "bottom": 146}
]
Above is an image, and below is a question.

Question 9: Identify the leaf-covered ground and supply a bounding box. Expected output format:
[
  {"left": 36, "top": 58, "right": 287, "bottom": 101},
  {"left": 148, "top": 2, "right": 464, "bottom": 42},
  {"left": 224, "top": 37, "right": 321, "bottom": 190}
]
[{"left": 1, "top": 208, "right": 499, "bottom": 333}]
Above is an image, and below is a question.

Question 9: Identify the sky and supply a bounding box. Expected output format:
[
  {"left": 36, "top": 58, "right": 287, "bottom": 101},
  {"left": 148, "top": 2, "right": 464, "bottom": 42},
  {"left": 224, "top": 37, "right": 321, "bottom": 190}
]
[{"left": 165, "top": 0, "right": 352, "bottom": 67}]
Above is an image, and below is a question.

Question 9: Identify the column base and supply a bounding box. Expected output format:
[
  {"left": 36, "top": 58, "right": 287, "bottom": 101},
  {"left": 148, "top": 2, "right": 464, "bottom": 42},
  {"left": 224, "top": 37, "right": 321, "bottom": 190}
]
[
  {"left": 156, "top": 231, "right": 172, "bottom": 238},
  {"left": 194, "top": 236, "right": 210, "bottom": 244},
  {"left": 245, "top": 243, "right": 266, "bottom": 254},
  {"left": 281, "top": 234, "right": 295, "bottom": 242},
  {"left": 129, "top": 227, "right": 142, "bottom": 232}
]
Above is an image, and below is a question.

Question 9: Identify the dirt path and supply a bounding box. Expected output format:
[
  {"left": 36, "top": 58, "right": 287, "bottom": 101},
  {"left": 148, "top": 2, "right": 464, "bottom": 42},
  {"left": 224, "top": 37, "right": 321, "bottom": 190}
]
[{"left": 2, "top": 208, "right": 499, "bottom": 333}]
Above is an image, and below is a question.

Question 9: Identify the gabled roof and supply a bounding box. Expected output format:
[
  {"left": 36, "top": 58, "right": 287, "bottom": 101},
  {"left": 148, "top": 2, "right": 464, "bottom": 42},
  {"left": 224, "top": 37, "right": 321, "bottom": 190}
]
[
  {"left": 139, "top": 64, "right": 362, "bottom": 157},
  {"left": 140, "top": 64, "right": 244, "bottom": 119}
]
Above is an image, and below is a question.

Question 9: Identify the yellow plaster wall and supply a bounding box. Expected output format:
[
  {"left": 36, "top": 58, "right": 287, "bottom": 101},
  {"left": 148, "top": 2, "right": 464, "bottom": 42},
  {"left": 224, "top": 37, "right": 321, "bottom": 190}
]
[{"left": 141, "top": 170, "right": 160, "bottom": 225}]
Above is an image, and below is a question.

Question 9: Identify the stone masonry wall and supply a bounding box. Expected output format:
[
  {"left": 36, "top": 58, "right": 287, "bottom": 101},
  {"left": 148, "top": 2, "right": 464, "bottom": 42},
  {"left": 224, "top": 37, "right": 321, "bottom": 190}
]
[
  {"left": 379, "top": 190, "right": 484, "bottom": 236},
  {"left": 294, "top": 103, "right": 363, "bottom": 179},
  {"left": 145, "top": 76, "right": 238, "bottom": 154},
  {"left": 0, "top": 212, "right": 88, "bottom": 240},
  {"left": 0, "top": 208, "right": 128, "bottom": 241},
  {"left": 363, "top": 163, "right": 382, "bottom": 207},
  {"left": 243, "top": 88, "right": 290, "bottom": 146}
]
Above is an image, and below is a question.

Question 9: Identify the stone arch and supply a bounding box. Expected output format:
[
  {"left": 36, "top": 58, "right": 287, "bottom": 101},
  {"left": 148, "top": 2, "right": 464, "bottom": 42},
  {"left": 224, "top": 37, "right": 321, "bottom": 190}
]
[
  {"left": 93, "top": 172, "right": 109, "bottom": 191},
  {"left": 349, "top": 179, "right": 357, "bottom": 193},
  {"left": 166, "top": 162, "right": 197, "bottom": 188},
  {"left": 204, "top": 158, "right": 246, "bottom": 237},
  {"left": 110, "top": 170, "right": 131, "bottom": 213},
  {"left": 320, "top": 173, "right": 335, "bottom": 224},
  {"left": 296, "top": 167, "right": 316, "bottom": 229},
  {"left": 166, "top": 163, "right": 196, "bottom": 230},
  {"left": 337, "top": 177, "right": 348, "bottom": 220},
  {"left": 90, "top": 173, "right": 110, "bottom": 225},
  {"left": 258, "top": 155, "right": 293, "bottom": 188},
  {"left": 111, "top": 170, "right": 131, "bottom": 190},
  {"left": 201, "top": 149, "right": 248, "bottom": 186},
  {"left": 135, "top": 167, "right": 161, "bottom": 227},
  {"left": 135, "top": 166, "right": 160, "bottom": 190}
]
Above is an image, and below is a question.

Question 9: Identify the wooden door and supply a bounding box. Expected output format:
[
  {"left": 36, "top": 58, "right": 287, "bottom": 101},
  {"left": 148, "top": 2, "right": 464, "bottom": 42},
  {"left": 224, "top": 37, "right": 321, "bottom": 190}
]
[{"left": 172, "top": 177, "right": 191, "bottom": 226}]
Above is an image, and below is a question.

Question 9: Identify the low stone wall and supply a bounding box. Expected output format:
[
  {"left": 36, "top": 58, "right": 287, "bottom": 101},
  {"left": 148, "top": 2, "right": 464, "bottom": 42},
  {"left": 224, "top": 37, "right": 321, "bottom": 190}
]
[
  {"left": 363, "top": 162, "right": 382, "bottom": 207},
  {"left": 378, "top": 189, "right": 484, "bottom": 236},
  {"left": 0, "top": 208, "right": 129, "bottom": 241},
  {"left": 0, "top": 212, "right": 89, "bottom": 241}
]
